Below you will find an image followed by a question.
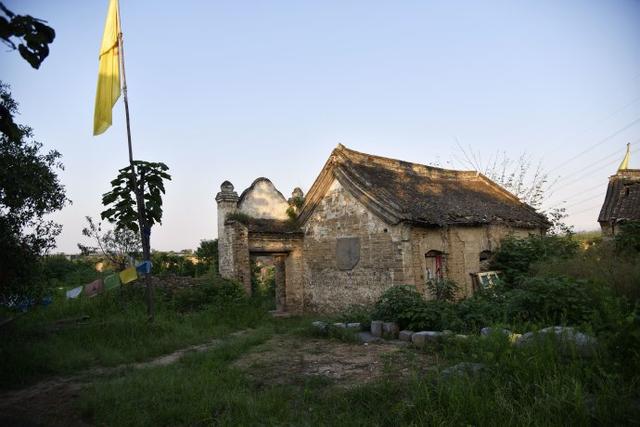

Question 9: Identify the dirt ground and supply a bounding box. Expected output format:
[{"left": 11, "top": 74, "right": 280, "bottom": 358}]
[{"left": 234, "top": 335, "right": 436, "bottom": 388}]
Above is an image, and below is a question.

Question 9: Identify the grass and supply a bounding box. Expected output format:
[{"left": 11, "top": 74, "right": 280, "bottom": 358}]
[
  {"left": 0, "top": 285, "right": 270, "bottom": 390},
  {"left": 78, "top": 329, "right": 639, "bottom": 426}
]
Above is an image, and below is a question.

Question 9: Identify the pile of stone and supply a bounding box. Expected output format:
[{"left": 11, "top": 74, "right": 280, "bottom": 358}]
[{"left": 312, "top": 320, "right": 598, "bottom": 356}]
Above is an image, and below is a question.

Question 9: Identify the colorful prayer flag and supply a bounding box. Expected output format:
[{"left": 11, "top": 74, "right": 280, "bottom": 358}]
[
  {"left": 103, "top": 273, "right": 121, "bottom": 291},
  {"left": 119, "top": 267, "right": 138, "bottom": 284},
  {"left": 136, "top": 260, "right": 152, "bottom": 275},
  {"left": 83, "top": 279, "right": 104, "bottom": 297},
  {"left": 93, "top": 0, "right": 121, "bottom": 135},
  {"left": 66, "top": 286, "right": 83, "bottom": 299}
]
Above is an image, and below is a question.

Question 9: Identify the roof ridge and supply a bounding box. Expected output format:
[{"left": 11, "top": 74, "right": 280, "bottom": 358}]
[{"left": 335, "top": 144, "right": 479, "bottom": 177}]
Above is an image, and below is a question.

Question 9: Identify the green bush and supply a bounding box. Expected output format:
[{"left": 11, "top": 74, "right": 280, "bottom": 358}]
[
  {"left": 455, "top": 293, "right": 505, "bottom": 332},
  {"left": 503, "top": 276, "right": 612, "bottom": 325},
  {"left": 425, "top": 279, "right": 460, "bottom": 302},
  {"left": 404, "top": 300, "right": 457, "bottom": 331},
  {"left": 371, "top": 285, "right": 425, "bottom": 328},
  {"left": 491, "top": 234, "right": 578, "bottom": 283}
]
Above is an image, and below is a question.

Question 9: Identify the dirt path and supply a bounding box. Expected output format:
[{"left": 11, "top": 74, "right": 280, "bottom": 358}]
[{"left": 0, "top": 330, "right": 249, "bottom": 427}]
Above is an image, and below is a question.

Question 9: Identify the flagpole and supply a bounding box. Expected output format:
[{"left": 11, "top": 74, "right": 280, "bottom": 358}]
[{"left": 116, "top": 11, "right": 155, "bottom": 321}]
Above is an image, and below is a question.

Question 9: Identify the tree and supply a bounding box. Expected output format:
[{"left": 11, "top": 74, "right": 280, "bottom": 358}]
[
  {"left": 0, "top": 82, "right": 69, "bottom": 295},
  {"left": 196, "top": 239, "right": 218, "bottom": 273},
  {"left": 454, "top": 143, "right": 573, "bottom": 234},
  {"left": 78, "top": 216, "right": 141, "bottom": 271},
  {"left": 101, "top": 161, "right": 171, "bottom": 319},
  {"left": 0, "top": 2, "right": 55, "bottom": 69}
]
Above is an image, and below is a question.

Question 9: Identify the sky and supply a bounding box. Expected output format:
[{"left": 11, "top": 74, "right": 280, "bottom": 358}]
[{"left": 3, "top": 0, "right": 640, "bottom": 253}]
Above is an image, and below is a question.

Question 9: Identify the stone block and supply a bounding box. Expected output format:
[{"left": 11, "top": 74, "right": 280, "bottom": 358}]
[
  {"left": 346, "top": 322, "right": 362, "bottom": 330},
  {"left": 399, "top": 330, "right": 414, "bottom": 342},
  {"left": 383, "top": 322, "right": 400, "bottom": 339},
  {"left": 411, "top": 331, "right": 444, "bottom": 347},
  {"left": 371, "top": 320, "right": 383, "bottom": 337},
  {"left": 332, "top": 322, "right": 346, "bottom": 329}
]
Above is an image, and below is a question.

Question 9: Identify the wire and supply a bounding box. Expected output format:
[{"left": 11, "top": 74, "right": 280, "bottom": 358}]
[
  {"left": 550, "top": 147, "right": 640, "bottom": 190},
  {"left": 547, "top": 116, "right": 640, "bottom": 174}
]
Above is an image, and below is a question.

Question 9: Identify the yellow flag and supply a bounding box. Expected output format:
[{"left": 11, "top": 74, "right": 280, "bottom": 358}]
[
  {"left": 93, "top": 0, "right": 121, "bottom": 136},
  {"left": 119, "top": 266, "right": 138, "bottom": 284}
]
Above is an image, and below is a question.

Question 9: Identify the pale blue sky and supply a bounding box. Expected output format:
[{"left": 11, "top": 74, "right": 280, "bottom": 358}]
[{"left": 3, "top": 0, "right": 640, "bottom": 252}]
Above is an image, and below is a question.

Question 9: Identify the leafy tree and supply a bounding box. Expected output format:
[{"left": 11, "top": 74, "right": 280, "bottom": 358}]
[
  {"left": 196, "top": 239, "right": 218, "bottom": 273},
  {"left": 78, "top": 216, "right": 141, "bottom": 271},
  {"left": 0, "top": 82, "right": 69, "bottom": 296},
  {"left": 0, "top": 2, "right": 55, "bottom": 69},
  {"left": 101, "top": 161, "right": 171, "bottom": 319}
]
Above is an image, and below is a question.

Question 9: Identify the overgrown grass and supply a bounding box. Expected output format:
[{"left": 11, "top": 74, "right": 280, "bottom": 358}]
[
  {"left": 0, "top": 283, "right": 270, "bottom": 390},
  {"left": 78, "top": 326, "right": 639, "bottom": 426}
]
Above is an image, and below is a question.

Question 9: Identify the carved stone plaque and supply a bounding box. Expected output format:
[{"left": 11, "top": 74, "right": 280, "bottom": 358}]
[{"left": 336, "top": 237, "right": 360, "bottom": 270}]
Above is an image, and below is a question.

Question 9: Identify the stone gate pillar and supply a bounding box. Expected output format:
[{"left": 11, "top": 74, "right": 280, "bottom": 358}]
[{"left": 215, "top": 181, "right": 238, "bottom": 280}]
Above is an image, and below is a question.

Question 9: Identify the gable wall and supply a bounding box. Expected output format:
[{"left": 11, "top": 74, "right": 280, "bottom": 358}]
[
  {"left": 301, "top": 179, "right": 413, "bottom": 312},
  {"left": 238, "top": 180, "right": 289, "bottom": 220}
]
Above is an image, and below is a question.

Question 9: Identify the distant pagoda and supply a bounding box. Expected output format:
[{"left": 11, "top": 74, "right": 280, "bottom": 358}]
[{"left": 598, "top": 143, "right": 640, "bottom": 235}]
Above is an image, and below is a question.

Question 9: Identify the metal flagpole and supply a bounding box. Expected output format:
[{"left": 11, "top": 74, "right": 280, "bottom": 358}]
[{"left": 116, "top": 5, "right": 155, "bottom": 321}]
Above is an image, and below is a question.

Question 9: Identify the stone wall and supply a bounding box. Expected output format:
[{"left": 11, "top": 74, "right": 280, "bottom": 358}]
[
  {"left": 409, "top": 225, "right": 541, "bottom": 297},
  {"left": 301, "top": 179, "right": 412, "bottom": 313}
]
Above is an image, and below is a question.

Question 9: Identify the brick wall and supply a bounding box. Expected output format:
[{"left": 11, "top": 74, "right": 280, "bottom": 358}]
[{"left": 301, "top": 179, "right": 412, "bottom": 312}]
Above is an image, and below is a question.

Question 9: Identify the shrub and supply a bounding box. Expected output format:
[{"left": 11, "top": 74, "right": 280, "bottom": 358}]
[
  {"left": 531, "top": 241, "right": 640, "bottom": 303},
  {"left": 404, "top": 300, "right": 457, "bottom": 331},
  {"left": 491, "top": 234, "right": 579, "bottom": 283},
  {"left": 503, "top": 276, "right": 610, "bottom": 325},
  {"left": 426, "top": 279, "right": 460, "bottom": 302},
  {"left": 455, "top": 294, "right": 505, "bottom": 333},
  {"left": 371, "top": 285, "right": 425, "bottom": 328}
]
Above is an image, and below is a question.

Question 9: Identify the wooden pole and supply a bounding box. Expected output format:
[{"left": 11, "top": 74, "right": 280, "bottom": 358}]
[{"left": 118, "top": 26, "right": 154, "bottom": 321}]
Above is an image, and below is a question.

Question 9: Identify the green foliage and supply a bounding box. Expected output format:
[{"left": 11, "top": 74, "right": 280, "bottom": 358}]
[
  {"left": 226, "top": 211, "right": 252, "bottom": 224},
  {"left": 0, "top": 82, "right": 69, "bottom": 297},
  {"left": 503, "top": 276, "right": 611, "bottom": 325},
  {"left": 404, "top": 300, "right": 457, "bottom": 331},
  {"left": 195, "top": 239, "right": 218, "bottom": 273},
  {"left": 40, "top": 255, "right": 99, "bottom": 290},
  {"left": 532, "top": 238, "right": 640, "bottom": 303},
  {"left": 371, "top": 285, "right": 424, "bottom": 327},
  {"left": 0, "top": 279, "right": 266, "bottom": 389},
  {"left": 101, "top": 161, "right": 171, "bottom": 235},
  {"left": 0, "top": 2, "right": 55, "bottom": 69},
  {"left": 168, "top": 278, "right": 247, "bottom": 313},
  {"left": 425, "top": 278, "right": 460, "bottom": 302},
  {"left": 615, "top": 220, "right": 640, "bottom": 252},
  {"left": 491, "top": 234, "right": 579, "bottom": 283}
]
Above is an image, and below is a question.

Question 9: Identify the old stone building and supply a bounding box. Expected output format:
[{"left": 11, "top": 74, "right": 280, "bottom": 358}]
[
  {"left": 598, "top": 143, "right": 640, "bottom": 236},
  {"left": 216, "top": 144, "right": 549, "bottom": 313}
]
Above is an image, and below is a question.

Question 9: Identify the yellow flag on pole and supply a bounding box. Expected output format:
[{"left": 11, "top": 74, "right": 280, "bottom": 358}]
[{"left": 93, "top": 0, "right": 121, "bottom": 136}]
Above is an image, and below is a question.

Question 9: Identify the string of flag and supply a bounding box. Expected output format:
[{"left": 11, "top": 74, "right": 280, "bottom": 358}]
[{"left": 65, "top": 261, "right": 152, "bottom": 299}]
